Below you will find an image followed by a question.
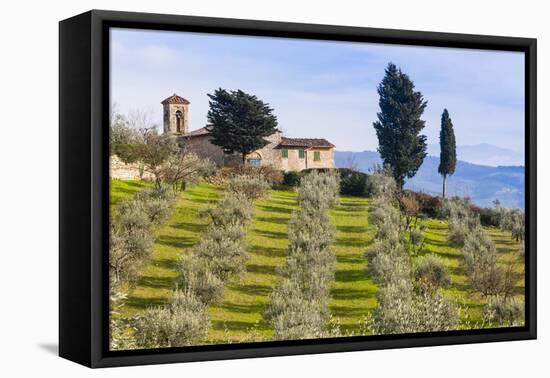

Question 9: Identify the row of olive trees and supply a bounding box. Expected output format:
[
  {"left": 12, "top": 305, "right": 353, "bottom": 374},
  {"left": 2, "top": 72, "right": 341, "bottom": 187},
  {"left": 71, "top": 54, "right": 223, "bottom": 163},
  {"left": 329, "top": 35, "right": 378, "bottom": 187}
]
[
  {"left": 366, "top": 169, "right": 458, "bottom": 334},
  {"left": 109, "top": 185, "right": 178, "bottom": 350},
  {"left": 264, "top": 171, "right": 341, "bottom": 340},
  {"left": 133, "top": 176, "right": 269, "bottom": 348},
  {"left": 444, "top": 198, "right": 524, "bottom": 326}
]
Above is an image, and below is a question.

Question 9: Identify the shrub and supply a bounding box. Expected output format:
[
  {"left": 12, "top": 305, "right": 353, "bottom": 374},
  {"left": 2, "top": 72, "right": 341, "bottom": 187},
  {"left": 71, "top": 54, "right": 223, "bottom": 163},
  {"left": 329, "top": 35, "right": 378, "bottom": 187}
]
[
  {"left": 264, "top": 279, "right": 329, "bottom": 340},
  {"left": 414, "top": 255, "right": 451, "bottom": 290},
  {"left": 366, "top": 168, "right": 397, "bottom": 201},
  {"left": 134, "top": 290, "right": 210, "bottom": 348},
  {"left": 298, "top": 170, "right": 341, "bottom": 210},
  {"left": 462, "top": 226, "right": 515, "bottom": 297},
  {"left": 337, "top": 168, "right": 368, "bottom": 196},
  {"left": 370, "top": 280, "right": 458, "bottom": 334},
  {"left": 445, "top": 197, "right": 480, "bottom": 246},
  {"left": 134, "top": 185, "right": 177, "bottom": 225},
  {"left": 283, "top": 171, "right": 304, "bottom": 187},
  {"left": 483, "top": 296, "right": 524, "bottom": 327},
  {"left": 409, "top": 228, "right": 425, "bottom": 248},
  {"left": 366, "top": 241, "right": 410, "bottom": 286},
  {"left": 110, "top": 202, "right": 154, "bottom": 284},
  {"left": 193, "top": 223, "right": 249, "bottom": 280},
  {"left": 201, "top": 191, "right": 253, "bottom": 227},
  {"left": 368, "top": 202, "right": 403, "bottom": 240},
  {"left": 227, "top": 175, "right": 270, "bottom": 201},
  {"left": 462, "top": 226, "right": 497, "bottom": 274},
  {"left": 177, "top": 254, "right": 225, "bottom": 304}
]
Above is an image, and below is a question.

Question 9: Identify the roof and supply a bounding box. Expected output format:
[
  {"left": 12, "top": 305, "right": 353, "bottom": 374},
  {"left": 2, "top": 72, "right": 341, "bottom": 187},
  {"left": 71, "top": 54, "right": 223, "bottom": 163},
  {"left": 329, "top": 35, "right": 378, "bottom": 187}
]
[
  {"left": 182, "top": 127, "right": 210, "bottom": 137},
  {"left": 279, "top": 137, "right": 334, "bottom": 148},
  {"left": 181, "top": 129, "right": 334, "bottom": 149},
  {"left": 161, "top": 93, "right": 190, "bottom": 105}
]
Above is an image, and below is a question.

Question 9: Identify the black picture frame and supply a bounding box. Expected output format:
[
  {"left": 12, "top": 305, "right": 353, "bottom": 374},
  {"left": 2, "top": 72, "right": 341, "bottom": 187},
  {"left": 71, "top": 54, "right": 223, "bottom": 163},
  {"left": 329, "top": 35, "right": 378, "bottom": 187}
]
[{"left": 59, "top": 9, "right": 537, "bottom": 368}]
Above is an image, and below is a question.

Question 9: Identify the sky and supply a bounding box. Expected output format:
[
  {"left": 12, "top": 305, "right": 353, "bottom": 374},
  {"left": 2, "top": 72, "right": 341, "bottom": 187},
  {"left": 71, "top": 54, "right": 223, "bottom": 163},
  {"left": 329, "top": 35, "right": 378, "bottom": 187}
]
[{"left": 110, "top": 28, "right": 525, "bottom": 163}]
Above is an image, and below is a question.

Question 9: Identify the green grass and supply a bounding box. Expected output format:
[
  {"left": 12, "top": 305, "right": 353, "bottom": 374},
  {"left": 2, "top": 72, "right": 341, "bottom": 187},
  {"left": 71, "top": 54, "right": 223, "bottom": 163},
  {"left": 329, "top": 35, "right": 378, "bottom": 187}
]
[
  {"left": 329, "top": 196, "right": 377, "bottom": 335},
  {"left": 110, "top": 180, "right": 525, "bottom": 344},
  {"left": 109, "top": 179, "right": 150, "bottom": 209},
  {"left": 207, "top": 189, "right": 298, "bottom": 342},
  {"left": 419, "top": 219, "right": 524, "bottom": 326},
  {"left": 115, "top": 183, "right": 224, "bottom": 318}
]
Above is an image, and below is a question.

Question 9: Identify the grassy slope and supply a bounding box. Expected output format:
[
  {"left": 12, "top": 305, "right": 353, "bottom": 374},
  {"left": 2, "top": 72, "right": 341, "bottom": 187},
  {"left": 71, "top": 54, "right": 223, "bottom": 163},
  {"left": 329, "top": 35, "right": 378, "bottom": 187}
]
[
  {"left": 109, "top": 179, "right": 150, "bottom": 208},
  {"left": 113, "top": 182, "right": 224, "bottom": 319},
  {"left": 329, "top": 196, "right": 377, "bottom": 335},
  {"left": 421, "top": 219, "right": 524, "bottom": 326},
  {"left": 110, "top": 180, "right": 524, "bottom": 343}
]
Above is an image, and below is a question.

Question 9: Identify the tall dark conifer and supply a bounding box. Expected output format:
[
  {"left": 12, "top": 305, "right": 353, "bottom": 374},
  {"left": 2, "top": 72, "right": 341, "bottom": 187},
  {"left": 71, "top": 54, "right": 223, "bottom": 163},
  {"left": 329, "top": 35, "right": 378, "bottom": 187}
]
[
  {"left": 438, "top": 109, "right": 457, "bottom": 198},
  {"left": 373, "top": 63, "right": 428, "bottom": 188},
  {"left": 206, "top": 88, "right": 279, "bottom": 164}
]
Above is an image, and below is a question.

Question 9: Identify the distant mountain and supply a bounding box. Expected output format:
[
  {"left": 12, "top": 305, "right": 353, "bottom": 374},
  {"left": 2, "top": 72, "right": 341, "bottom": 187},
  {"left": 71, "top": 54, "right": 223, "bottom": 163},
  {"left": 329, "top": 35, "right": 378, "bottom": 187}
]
[
  {"left": 426, "top": 143, "right": 524, "bottom": 167},
  {"left": 335, "top": 150, "right": 524, "bottom": 209}
]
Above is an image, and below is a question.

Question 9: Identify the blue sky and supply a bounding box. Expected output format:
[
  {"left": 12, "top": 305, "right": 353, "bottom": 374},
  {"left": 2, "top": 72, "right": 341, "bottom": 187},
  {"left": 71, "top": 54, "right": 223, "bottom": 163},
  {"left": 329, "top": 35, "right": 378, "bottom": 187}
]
[{"left": 110, "top": 28, "right": 525, "bottom": 161}]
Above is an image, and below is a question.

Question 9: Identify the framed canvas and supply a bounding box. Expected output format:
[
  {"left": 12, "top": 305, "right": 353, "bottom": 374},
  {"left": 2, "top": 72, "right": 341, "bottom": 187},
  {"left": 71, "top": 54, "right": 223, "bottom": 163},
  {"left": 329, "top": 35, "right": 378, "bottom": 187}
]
[{"left": 59, "top": 10, "right": 537, "bottom": 368}]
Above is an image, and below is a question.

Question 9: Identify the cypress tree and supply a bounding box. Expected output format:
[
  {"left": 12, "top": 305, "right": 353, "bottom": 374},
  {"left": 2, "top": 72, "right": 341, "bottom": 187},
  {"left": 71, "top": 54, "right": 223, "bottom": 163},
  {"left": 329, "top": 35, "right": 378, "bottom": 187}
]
[
  {"left": 373, "top": 63, "right": 428, "bottom": 188},
  {"left": 438, "top": 109, "right": 457, "bottom": 198},
  {"left": 206, "top": 88, "right": 279, "bottom": 164}
]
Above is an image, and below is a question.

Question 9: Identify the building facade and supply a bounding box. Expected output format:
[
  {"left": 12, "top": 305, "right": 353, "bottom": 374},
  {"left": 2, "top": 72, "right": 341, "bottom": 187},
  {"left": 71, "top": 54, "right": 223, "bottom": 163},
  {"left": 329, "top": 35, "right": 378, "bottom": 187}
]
[{"left": 162, "top": 93, "right": 335, "bottom": 172}]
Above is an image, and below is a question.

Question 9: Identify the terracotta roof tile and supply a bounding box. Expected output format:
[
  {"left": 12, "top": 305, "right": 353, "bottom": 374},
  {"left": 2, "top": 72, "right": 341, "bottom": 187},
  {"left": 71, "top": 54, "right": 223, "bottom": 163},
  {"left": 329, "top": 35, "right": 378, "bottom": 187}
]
[
  {"left": 279, "top": 137, "right": 334, "bottom": 148},
  {"left": 161, "top": 93, "right": 190, "bottom": 105},
  {"left": 182, "top": 127, "right": 210, "bottom": 137}
]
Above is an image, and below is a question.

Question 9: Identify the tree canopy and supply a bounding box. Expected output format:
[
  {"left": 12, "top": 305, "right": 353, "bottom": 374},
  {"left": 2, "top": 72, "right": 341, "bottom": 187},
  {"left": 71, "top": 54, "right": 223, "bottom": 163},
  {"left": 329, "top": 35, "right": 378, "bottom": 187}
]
[
  {"left": 206, "top": 88, "right": 279, "bottom": 164},
  {"left": 438, "top": 109, "right": 457, "bottom": 198},
  {"left": 373, "top": 63, "right": 428, "bottom": 188}
]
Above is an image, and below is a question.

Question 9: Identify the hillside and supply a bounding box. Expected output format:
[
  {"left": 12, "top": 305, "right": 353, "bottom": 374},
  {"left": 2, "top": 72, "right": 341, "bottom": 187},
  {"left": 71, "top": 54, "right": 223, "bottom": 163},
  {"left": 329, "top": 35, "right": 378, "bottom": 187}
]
[
  {"left": 111, "top": 181, "right": 523, "bottom": 344},
  {"left": 335, "top": 150, "right": 525, "bottom": 209}
]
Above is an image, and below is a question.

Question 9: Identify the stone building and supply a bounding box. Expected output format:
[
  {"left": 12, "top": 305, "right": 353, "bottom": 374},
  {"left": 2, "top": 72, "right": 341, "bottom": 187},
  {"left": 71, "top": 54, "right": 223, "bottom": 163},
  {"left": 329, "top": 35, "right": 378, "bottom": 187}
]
[{"left": 162, "top": 93, "right": 335, "bottom": 172}]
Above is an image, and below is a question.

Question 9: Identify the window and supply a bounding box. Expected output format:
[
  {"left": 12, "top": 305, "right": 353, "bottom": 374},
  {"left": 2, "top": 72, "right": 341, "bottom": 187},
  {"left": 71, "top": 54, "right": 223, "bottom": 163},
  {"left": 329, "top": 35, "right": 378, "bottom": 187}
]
[
  {"left": 247, "top": 159, "right": 261, "bottom": 166},
  {"left": 298, "top": 149, "right": 305, "bottom": 159},
  {"left": 282, "top": 149, "right": 288, "bottom": 158},
  {"left": 314, "top": 151, "right": 321, "bottom": 161},
  {"left": 175, "top": 110, "right": 183, "bottom": 133}
]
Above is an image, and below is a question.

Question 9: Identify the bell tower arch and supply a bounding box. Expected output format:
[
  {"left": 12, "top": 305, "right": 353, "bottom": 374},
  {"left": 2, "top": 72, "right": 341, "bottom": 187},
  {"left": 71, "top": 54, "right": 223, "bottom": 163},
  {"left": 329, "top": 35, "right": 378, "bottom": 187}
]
[{"left": 161, "top": 93, "right": 190, "bottom": 134}]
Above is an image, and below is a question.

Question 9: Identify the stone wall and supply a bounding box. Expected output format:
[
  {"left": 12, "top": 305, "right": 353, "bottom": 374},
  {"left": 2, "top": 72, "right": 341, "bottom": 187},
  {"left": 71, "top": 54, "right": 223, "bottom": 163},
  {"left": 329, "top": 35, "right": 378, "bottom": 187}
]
[
  {"left": 110, "top": 155, "right": 154, "bottom": 181},
  {"left": 280, "top": 147, "right": 334, "bottom": 172},
  {"left": 184, "top": 135, "right": 225, "bottom": 165}
]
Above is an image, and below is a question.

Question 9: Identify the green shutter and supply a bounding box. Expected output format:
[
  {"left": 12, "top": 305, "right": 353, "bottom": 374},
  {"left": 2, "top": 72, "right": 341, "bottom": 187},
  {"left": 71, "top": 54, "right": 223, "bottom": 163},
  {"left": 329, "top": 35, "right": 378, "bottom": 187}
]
[
  {"left": 299, "top": 149, "right": 305, "bottom": 159},
  {"left": 314, "top": 151, "right": 321, "bottom": 161},
  {"left": 282, "top": 149, "right": 288, "bottom": 158}
]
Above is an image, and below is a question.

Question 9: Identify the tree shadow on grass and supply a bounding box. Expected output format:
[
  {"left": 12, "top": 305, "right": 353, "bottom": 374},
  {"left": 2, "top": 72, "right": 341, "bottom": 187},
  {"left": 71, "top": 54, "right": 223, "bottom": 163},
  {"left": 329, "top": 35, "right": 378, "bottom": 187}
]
[
  {"left": 171, "top": 221, "right": 205, "bottom": 234},
  {"left": 246, "top": 263, "right": 278, "bottom": 276},
  {"left": 254, "top": 229, "right": 287, "bottom": 239},
  {"left": 256, "top": 204, "right": 293, "bottom": 215},
  {"left": 137, "top": 275, "right": 176, "bottom": 289},
  {"left": 126, "top": 295, "right": 167, "bottom": 310},
  {"left": 211, "top": 320, "right": 259, "bottom": 332},
  {"left": 150, "top": 257, "right": 180, "bottom": 270},
  {"left": 331, "top": 288, "right": 375, "bottom": 300},
  {"left": 218, "top": 301, "right": 265, "bottom": 314},
  {"left": 249, "top": 245, "right": 287, "bottom": 258},
  {"left": 256, "top": 216, "right": 288, "bottom": 225},
  {"left": 334, "top": 237, "right": 365, "bottom": 248},
  {"left": 335, "top": 225, "right": 368, "bottom": 234},
  {"left": 233, "top": 284, "right": 273, "bottom": 297},
  {"left": 334, "top": 269, "right": 367, "bottom": 283},
  {"left": 156, "top": 235, "right": 197, "bottom": 249},
  {"left": 187, "top": 197, "right": 219, "bottom": 205},
  {"left": 330, "top": 305, "right": 371, "bottom": 318},
  {"left": 335, "top": 254, "right": 364, "bottom": 265}
]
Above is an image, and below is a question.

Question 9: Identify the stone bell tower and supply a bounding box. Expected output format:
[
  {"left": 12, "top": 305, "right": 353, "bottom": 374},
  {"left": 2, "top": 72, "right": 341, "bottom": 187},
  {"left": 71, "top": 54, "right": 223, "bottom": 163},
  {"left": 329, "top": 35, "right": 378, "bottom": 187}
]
[{"left": 161, "top": 93, "right": 190, "bottom": 134}]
